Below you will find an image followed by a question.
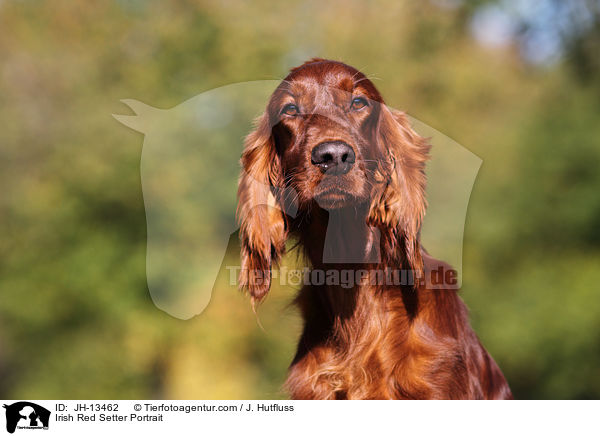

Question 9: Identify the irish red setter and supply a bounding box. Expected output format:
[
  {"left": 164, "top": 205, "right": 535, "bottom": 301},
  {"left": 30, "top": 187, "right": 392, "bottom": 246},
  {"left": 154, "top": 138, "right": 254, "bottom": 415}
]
[{"left": 237, "top": 58, "right": 512, "bottom": 399}]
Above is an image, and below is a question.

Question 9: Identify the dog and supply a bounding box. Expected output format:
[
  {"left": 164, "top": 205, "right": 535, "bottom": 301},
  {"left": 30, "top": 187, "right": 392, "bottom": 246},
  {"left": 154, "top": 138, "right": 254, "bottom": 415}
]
[{"left": 237, "top": 58, "right": 512, "bottom": 399}]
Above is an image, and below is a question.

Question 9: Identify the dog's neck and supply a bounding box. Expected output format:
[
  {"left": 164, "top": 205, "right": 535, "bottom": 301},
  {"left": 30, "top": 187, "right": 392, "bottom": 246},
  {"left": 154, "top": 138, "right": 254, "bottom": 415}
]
[
  {"left": 293, "top": 203, "right": 414, "bottom": 330},
  {"left": 298, "top": 203, "right": 380, "bottom": 267}
]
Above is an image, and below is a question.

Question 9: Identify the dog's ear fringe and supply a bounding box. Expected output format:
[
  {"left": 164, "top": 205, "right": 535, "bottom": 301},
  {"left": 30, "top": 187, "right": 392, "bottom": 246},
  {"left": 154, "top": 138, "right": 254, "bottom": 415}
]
[
  {"left": 368, "top": 106, "right": 430, "bottom": 280},
  {"left": 237, "top": 113, "right": 287, "bottom": 303}
]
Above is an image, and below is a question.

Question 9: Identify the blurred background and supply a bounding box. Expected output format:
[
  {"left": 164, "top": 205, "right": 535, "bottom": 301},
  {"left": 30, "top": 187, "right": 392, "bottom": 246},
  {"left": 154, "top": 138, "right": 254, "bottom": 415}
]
[{"left": 1, "top": 0, "right": 599, "bottom": 399}]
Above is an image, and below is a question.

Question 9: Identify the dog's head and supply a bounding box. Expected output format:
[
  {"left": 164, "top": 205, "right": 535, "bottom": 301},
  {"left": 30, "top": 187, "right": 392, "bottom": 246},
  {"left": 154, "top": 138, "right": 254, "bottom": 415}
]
[{"left": 237, "top": 59, "right": 429, "bottom": 301}]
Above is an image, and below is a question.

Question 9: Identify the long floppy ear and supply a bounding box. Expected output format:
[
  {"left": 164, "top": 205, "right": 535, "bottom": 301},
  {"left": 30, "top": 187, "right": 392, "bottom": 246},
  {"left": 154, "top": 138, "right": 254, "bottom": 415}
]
[
  {"left": 368, "top": 106, "right": 430, "bottom": 282},
  {"left": 237, "top": 113, "right": 287, "bottom": 303}
]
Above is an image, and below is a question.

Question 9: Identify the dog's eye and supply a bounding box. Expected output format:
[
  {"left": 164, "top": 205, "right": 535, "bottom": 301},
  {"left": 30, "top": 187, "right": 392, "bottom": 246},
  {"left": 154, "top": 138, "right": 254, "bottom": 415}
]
[
  {"left": 281, "top": 103, "right": 299, "bottom": 116},
  {"left": 351, "top": 97, "right": 368, "bottom": 110}
]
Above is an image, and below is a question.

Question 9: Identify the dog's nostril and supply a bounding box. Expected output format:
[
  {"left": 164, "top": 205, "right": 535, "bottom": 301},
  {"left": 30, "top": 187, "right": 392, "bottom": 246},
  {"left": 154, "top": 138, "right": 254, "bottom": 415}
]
[{"left": 311, "top": 141, "right": 355, "bottom": 175}]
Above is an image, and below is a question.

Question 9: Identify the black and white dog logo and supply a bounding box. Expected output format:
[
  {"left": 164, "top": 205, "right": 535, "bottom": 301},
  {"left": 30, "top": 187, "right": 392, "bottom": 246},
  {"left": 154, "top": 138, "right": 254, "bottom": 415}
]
[{"left": 3, "top": 402, "right": 50, "bottom": 434}]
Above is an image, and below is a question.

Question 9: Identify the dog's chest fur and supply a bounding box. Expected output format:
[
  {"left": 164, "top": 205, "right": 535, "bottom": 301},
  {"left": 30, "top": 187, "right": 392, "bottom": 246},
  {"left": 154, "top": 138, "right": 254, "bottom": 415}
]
[{"left": 284, "top": 281, "right": 487, "bottom": 400}]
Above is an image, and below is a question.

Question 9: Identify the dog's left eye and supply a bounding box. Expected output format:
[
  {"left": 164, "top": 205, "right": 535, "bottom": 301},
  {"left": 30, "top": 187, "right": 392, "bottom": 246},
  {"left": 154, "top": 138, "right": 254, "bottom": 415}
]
[
  {"left": 281, "top": 103, "right": 299, "bottom": 116},
  {"left": 351, "top": 97, "right": 368, "bottom": 110}
]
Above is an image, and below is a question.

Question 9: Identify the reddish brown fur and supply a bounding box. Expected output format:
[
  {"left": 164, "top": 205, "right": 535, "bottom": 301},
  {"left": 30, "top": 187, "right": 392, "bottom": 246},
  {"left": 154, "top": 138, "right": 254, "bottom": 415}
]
[{"left": 237, "top": 59, "right": 512, "bottom": 399}]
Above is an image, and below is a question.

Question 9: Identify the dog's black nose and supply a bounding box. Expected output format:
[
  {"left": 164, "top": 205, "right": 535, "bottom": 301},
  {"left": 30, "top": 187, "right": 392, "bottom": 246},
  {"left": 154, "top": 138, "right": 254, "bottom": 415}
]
[{"left": 311, "top": 141, "right": 356, "bottom": 175}]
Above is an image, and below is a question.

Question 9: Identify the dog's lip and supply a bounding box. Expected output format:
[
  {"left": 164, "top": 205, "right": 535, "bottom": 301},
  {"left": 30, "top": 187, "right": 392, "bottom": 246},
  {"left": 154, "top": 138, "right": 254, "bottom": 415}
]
[
  {"left": 313, "top": 185, "right": 355, "bottom": 208},
  {"left": 315, "top": 184, "right": 351, "bottom": 197}
]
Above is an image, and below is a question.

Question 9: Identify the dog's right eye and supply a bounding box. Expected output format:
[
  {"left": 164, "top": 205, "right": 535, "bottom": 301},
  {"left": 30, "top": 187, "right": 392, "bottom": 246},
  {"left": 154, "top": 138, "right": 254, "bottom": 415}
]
[{"left": 281, "top": 104, "right": 299, "bottom": 116}]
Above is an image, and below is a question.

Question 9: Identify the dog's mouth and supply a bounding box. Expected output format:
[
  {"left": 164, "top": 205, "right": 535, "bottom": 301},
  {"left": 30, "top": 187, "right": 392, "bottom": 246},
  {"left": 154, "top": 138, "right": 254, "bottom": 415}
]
[{"left": 313, "top": 183, "right": 357, "bottom": 209}]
